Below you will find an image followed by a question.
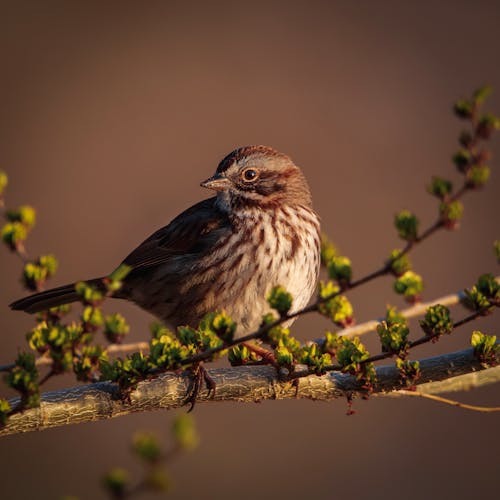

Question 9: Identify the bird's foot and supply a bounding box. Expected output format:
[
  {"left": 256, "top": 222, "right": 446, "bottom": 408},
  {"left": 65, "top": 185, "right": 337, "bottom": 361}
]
[{"left": 184, "top": 362, "right": 216, "bottom": 412}]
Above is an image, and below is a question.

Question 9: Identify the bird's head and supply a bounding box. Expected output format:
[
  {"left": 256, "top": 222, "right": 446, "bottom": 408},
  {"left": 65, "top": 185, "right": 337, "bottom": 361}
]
[{"left": 201, "top": 145, "right": 313, "bottom": 210}]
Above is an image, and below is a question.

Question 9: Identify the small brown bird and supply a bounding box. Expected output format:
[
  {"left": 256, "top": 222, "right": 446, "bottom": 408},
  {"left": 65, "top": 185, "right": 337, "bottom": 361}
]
[{"left": 11, "top": 146, "right": 321, "bottom": 338}]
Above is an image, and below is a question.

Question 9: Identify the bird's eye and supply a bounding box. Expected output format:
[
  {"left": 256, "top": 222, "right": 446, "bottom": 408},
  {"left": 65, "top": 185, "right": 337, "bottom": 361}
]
[{"left": 241, "top": 168, "right": 259, "bottom": 182}]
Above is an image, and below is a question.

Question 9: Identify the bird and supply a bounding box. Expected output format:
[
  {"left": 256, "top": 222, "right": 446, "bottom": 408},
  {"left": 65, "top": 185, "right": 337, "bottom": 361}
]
[{"left": 10, "top": 145, "right": 321, "bottom": 339}]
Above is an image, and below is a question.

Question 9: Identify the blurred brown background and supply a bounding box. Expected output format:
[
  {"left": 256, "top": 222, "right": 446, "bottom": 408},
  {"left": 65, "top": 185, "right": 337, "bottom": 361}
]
[{"left": 1, "top": 1, "right": 499, "bottom": 498}]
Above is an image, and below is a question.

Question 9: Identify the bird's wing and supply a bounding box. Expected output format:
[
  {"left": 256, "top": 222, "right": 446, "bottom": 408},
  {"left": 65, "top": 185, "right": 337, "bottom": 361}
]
[{"left": 121, "top": 197, "right": 232, "bottom": 270}]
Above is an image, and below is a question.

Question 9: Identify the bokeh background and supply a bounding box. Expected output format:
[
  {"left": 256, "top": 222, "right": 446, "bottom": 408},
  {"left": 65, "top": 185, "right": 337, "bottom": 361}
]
[{"left": 1, "top": 1, "right": 499, "bottom": 498}]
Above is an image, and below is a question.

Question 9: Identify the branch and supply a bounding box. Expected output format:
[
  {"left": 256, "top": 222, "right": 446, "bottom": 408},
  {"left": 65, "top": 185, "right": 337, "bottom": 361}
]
[
  {"left": 336, "top": 276, "right": 500, "bottom": 338},
  {"left": 1, "top": 346, "right": 497, "bottom": 437}
]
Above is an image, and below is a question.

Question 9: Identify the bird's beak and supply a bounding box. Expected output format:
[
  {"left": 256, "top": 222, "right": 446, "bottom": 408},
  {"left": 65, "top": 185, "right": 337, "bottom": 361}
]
[{"left": 200, "top": 172, "right": 231, "bottom": 191}]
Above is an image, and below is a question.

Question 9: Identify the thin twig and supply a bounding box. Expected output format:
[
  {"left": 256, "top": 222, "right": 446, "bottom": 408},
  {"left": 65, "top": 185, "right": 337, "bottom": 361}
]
[{"left": 394, "top": 390, "right": 500, "bottom": 412}]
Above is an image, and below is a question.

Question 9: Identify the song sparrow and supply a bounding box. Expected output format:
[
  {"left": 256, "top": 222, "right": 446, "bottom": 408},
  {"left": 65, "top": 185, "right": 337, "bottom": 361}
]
[{"left": 11, "top": 146, "right": 321, "bottom": 338}]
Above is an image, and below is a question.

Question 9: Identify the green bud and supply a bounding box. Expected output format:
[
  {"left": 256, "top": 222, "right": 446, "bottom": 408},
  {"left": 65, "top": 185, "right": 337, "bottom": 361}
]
[
  {"left": 377, "top": 321, "right": 410, "bottom": 355},
  {"left": 320, "top": 233, "right": 337, "bottom": 265},
  {"left": 0, "top": 398, "right": 12, "bottom": 426},
  {"left": 106, "top": 264, "right": 132, "bottom": 292},
  {"left": 393, "top": 271, "right": 423, "bottom": 302},
  {"left": 0, "top": 170, "right": 7, "bottom": 197},
  {"left": 419, "top": 304, "right": 453, "bottom": 337},
  {"left": 471, "top": 330, "right": 498, "bottom": 366},
  {"left": 150, "top": 321, "right": 174, "bottom": 340},
  {"left": 81, "top": 306, "right": 104, "bottom": 330},
  {"left": 439, "top": 200, "right": 464, "bottom": 230},
  {"left": 73, "top": 345, "right": 107, "bottom": 382},
  {"left": 327, "top": 255, "right": 352, "bottom": 285},
  {"left": 39, "top": 254, "right": 58, "bottom": 276},
  {"left": 466, "top": 165, "right": 490, "bottom": 188},
  {"left": 472, "top": 85, "right": 492, "bottom": 105},
  {"left": 476, "top": 274, "right": 500, "bottom": 304},
  {"left": 394, "top": 210, "right": 419, "bottom": 241},
  {"left": 104, "top": 313, "right": 130, "bottom": 344},
  {"left": 388, "top": 249, "right": 411, "bottom": 276},
  {"left": 332, "top": 336, "right": 377, "bottom": 387},
  {"left": 324, "top": 331, "right": 339, "bottom": 352},
  {"left": 452, "top": 150, "right": 472, "bottom": 173},
  {"left": 5, "top": 352, "right": 40, "bottom": 409},
  {"left": 385, "top": 305, "right": 407, "bottom": 327},
  {"left": 267, "top": 286, "right": 293, "bottom": 316},
  {"left": 209, "top": 311, "right": 237, "bottom": 342},
  {"left": 172, "top": 414, "right": 199, "bottom": 451},
  {"left": 458, "top": 131, "right": 473, "bottom": 148},
  {"left": 22, "top": 254, "right": 59, "bottom": 291},
  {"left": 453, "top": 99, "right": 473, "bottom": 119},
  {"left": 1, "top": 221, "right": 27, "bottom": 251},
  {"left": 298, "top": 343, "right": 331, "bottom": 374},
  {"left": 228, "top": 345, "right": 260, "bottom": 365},
  {"left": 145, "top": 468, "right": 170, "bottom": 492},
  {"left": 275, "top": 345, "right": 294, "bottom": 366},
  {"left": 108, "top": 263, "right": 132, "bottom": 282},
  {"left": 427, "top": 176, "right": 453, "bottom": 199},
  {"left": 102, "top": 468, "right": 128, "bottom": 497},
  {"left": 494, "top": 240, "right": 500, "bottom": 263},
  {"left": 75, "top": 282, "right": 104, "bottom": 306},
  {"left": 396, "top": 358, "right": 421, "bottom": 387},
  {"left": 318, "top": 281, "right": 353, "bottom": 326},
  {"left": 132, "top": 432, "right": 162, "bottom": 463},
  {"left": 6, "top": 205, "right": 36, "bottom": 229},
  {"left": 476, "top": 112, "right": 500, "bottom": 139}
]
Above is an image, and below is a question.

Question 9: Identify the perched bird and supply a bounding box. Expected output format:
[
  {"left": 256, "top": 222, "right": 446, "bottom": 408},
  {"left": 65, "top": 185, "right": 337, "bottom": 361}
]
[{"left": 10, "top": 146, "right": 321, "bottom": 338}]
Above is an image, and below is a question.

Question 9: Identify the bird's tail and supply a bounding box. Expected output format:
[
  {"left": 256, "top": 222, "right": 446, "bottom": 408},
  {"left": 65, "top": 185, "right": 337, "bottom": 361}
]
[{"left": 9, "top": 278, "right": 106, "bottom": 314}]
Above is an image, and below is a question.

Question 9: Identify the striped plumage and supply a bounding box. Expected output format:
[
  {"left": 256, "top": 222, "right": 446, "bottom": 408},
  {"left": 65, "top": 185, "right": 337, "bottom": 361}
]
[{"left": 11, "top": 146, "right": 321, "bottom": 338}]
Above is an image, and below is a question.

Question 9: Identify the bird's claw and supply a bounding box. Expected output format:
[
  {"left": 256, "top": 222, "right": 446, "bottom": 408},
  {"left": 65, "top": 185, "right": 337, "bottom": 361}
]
[{"left": 184, "top": 363, "right": 216, "bottom": 412}]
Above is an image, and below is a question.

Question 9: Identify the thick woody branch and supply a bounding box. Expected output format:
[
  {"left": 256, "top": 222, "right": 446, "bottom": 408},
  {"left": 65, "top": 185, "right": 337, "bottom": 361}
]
[{"left": 1, "top": 346, "right": 498, "bottom": 437}]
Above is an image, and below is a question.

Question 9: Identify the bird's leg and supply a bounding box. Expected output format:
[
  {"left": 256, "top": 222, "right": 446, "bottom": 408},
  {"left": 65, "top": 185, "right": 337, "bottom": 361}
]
[
  {"left": 184, "top": 362, "right": 216, "bottom": 412},
  {"left": 241, "top": 341, "right": 277, "bottom": 366}
]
